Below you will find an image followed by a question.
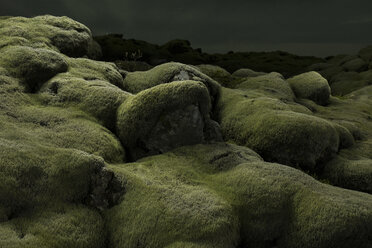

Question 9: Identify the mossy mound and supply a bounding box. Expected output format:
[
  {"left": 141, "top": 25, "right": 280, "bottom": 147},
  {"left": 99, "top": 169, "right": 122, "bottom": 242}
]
[
  {"left": 236, "top": 72, "right": 295, "bottom": 101},
  {"left": 341, "top": 58, "right": 368, "bottom": 72},
  {"left": 232, "top": 68, "right": 266, "bottom": 78},
  {"left": 0, "top": 15, "right": 95, "bottom": 58},
  {"left": 40, "top": 58, "right": 130, "bottom": 130},
  {"left": 322, "top": 156, "right": 372, "bottom": 193},
  {"left": 117, "top": 81, "right": 222, "bottom": 160},
  {"left": 287, "top": 71, "right": 331, "bottom": 105},
  {"left": 329, "top": 70, "right": 372, "bottom": 96},
  {"left": 0, "top": 204, "right": 105, "bottom": 248},
  {"left": 216, "top": 85, "right": 341, "bottom": 171},
  {"left": 122, "top": 62, "right": 221, "bottom": 104},
  {"left": 358, "top": 45, "right": 372, "bottom": 63},
  {"left": 0, "top": 46, "right": 68, "bottom": 92},
  {"left": 194, "top": 64, "right": 233, "bottom": 86},
  {"left": 106, "top": 143, "right": 372, "bottom": 248}
]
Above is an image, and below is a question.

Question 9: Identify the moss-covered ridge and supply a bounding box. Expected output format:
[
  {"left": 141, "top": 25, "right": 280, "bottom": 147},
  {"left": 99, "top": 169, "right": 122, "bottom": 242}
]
[
  {"left": 0, "top": 14, "right": 372, "bottom": 248},
  {"left": 106, "top": 143, "right": 372, "bottom": 248}
]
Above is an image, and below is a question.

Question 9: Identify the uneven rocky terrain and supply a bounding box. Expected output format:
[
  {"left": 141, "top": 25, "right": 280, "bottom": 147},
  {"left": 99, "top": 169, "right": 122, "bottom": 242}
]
[{"left": 0, "top": 15, "right": 372, "bottom": 248}]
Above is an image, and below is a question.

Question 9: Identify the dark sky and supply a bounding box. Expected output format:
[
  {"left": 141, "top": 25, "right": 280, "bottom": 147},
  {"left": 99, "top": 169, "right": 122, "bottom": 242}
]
[{"left": 1, "top": 0, "right": 371, "bottom": 57}]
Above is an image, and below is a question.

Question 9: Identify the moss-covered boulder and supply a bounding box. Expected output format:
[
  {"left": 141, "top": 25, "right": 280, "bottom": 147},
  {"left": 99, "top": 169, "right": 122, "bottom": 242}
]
[
  {"left": 216, "top": 86, "right": 339, "bottom": 171},
  {"left": 341, "top": 57, "right": 368, "bottom": 72},
  {"left": 236, "top": 72, "right": 295, "bottom": 101},
  {"left": 106, "top": 143, "right": 372, "bottom": 248},
  {"left": 287, "top": 71, "right": 331, "bottom": 105},
  {"left": 358, "top": 45, "right": 372, "bottom": 63},
  {"left": 0, "top": 46, "right": 68, "bottom": 92},
  {"left": 117, "top": 81, "right": 222, "bottom": 160},
  {"left": 0, "top": 204, "right": 105, "bottom": 248},
  {"left": 122, "top": 62, "right": 221, "bottom": 104},
  {"left": 40, "top": 58, "right": 130, "bottom": 130},
  {"left": 322, "top": 156, "right": 372, "bottom": 193},
  {"left": 232, "top": 68, "right": 266, "bottom": 78},
  {"left": 0, "top": 15, "right": 94, "bottom": 58},
  {"left": 195, "top": 64, "right": 233, "bottom": 85},
  {"left": 329, "top": 71, "right": 372, "bottom": 96}
]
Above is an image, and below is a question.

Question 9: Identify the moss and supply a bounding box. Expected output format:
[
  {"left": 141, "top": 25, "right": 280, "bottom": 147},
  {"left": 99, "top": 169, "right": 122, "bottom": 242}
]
[
  {"left": 0, "top": 204, "right": 105, "bottom": 248},
  {"left": 287, "top": 71, "right": 331, "bottom": 105},
  {"left": 116, "top": 81, "right": 219, "bottom": 160},
  {"left": 322, "top": 156, "right": 372, "bottom": 193},
  {"left": 0, "top": 46, "right": 68, "bottom": 92},
  {"left": 216, "top": 86, "right": 339, "bottom": 171},
  {"left": 194, "top": 64, "right": 233, "bottom": 86},
  {"left": 67, "top": 58, "right": 124, "bottom": 88},
  {"left": 0, "top": 138, "right": 103, "bottom": 217},
  {"left": 358, "top": 45, "right": 372, "bottom": 63},
  {"left": 122, "top": 62, "right": 220, "bottom": 104},
  {"left": 231, "top": 68, "right": 266, "bottom": 78},
  {"left": 105, "top": 143, "right": 372, "bottom": 248},
  {"left": 341, "top": 58, "right": 368, "bottom": 72},
  {"left": 0, "top": 105, "right": 125, "bottom": 162},
  {"left": 209, "top": 161, "right": 372, "bottom": 248},
  {"left": 40, "top": 57, "right": 130, "bottom": 130},
  {"left": 236, "top": 72, "right": 295, "bottom": 101},
  {"left": 317, "top": 66, "right": 344, "bottom": 81},
  {"left": 0, "top": 15, "right": 93, "bottom": 57}
]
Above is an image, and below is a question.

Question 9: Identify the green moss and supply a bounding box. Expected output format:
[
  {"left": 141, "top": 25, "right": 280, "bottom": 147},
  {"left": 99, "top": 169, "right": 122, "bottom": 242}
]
[
  {"left": 322, "top": 156, "right": 372, "bottom": 193},
  {"left": 105, "top": 143, "right": 372, "bottom": 248},
  {"left": 236, "top": 72, "right": 295, "bottom": 101},
  {"left": 0, "top": 204, "right": 105, "bottom": 248},
  {"left": 194, "top": 64, "right": 233, "bottom": 86},
  {"left": 117, "top": 81, "right": 217, "bottom": 160},
  {"left": 287, "top": 71, "right": 331, "bottom": 105},
  {"left": 122, "top": 62, "right": 220, "bottom": 104},
  {"left": 0, "top": 15, "right": 93, "bottom": 57},
  {"left": 231, "top": 68, "right": 266, "bottom": 78},
  {"left": 0, "top": 105, "right": 125, "bottom": 162},
  {"left": 40, "top": 57, "right": 130, "bottom": 130},
  {"left": 0, "top": 46, "right": 68, "bottom": 92}
]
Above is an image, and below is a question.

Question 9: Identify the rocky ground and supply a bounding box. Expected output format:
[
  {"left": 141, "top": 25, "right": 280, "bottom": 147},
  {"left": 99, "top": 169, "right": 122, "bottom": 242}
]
[{"left": 0, "top": 15, "right": 372, "bottom": 248}]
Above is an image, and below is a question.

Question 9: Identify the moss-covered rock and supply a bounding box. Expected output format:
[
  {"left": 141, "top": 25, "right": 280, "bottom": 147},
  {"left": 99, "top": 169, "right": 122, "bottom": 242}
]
[
  {"left": 287, "top": 71, "right": 331, "bottom": 105},
  {"left": 317, "top": 65, "right": 344, "bottom": 81},
  {"left": 105, "top": 143, "right": 372, "bottom": 248},
  {"left": 117, "top": 81, "right": 222, "bottom": 160},
  {"left": 0, "top": 46, "right": 68, "bottom": 92},
  {"left": 322, "top": 156, "right": 372, "bottom": 193},
  {"left": 232, "top": 68, "right": 266, "bottom": 78},
  {"left": 0, "top": 15, "right": 93, "bottom": 58},
  {"left": 216, "top": 86, "right": 339, "bottom": 171},
  {"left": 341, "top": 58, "right": 368, "bottom": 72},
  {"left": 122, "top": 62, "right": 221, "bottom": 104},
  {"left": 236, "top": 72, "right": 295, "bottom": 101},
  {"left": 0, "top": 204, "right": 105, "bottom": 248},
  {"left": 358, "top": 45, "right": 372, "bottom": 63},
  {"left": 40, "top": 58, "right": 130, "bottom": 130},
  {"left": 195, "top": 64, "right": 233, "bottom": 86}
]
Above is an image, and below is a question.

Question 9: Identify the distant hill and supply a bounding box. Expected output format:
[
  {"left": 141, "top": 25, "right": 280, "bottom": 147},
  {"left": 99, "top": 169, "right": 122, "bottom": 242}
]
[{"left": 94, "top": 34, "right": 324, "bottom": 77}]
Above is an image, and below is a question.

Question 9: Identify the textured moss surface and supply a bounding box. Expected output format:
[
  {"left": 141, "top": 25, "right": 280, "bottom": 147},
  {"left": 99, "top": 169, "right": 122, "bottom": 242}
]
[
  {"left": 1, "top": 14, "right": 372, "bottom": 248},
  {"left": 287, "top": 71, "right": 331, "bottom": 105},
  {"left": 122, "top": 62, "right": 221, "bottom": 104},
  {"left": 106, "top": 143, "right": 372, "bottom": 248},
  {"left": 117, "top": 81, "right": 221, "bottom": 160}
]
